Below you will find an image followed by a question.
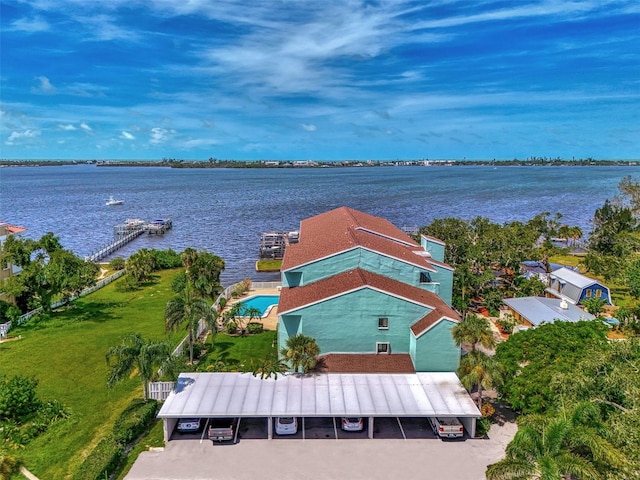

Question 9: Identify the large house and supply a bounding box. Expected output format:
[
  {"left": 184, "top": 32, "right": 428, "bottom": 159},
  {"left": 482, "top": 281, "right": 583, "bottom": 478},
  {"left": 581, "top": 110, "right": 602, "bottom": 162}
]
[
  {"left": 545, "top": 267, "right": 612, "bottom": 306},
  {"left": 277, "top": 207, "right": 460, "bottom": 373},
  {"left": 0, "top": 222, "right": 27, "bottom": 303}
]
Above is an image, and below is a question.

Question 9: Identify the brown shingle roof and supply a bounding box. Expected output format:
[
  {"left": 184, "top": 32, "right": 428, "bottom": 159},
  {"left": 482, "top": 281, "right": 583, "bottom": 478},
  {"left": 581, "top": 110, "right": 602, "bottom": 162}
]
[
  {"left": 278, "top": 268, "right": 453, "bottom": 315},
  {"left": 282, "top": 206, "right": 450, "bottom": 272},
  {"left": 410, "top": 305, "right": 460, "bottom": 338},
  {"left": 318, "top": 353, "right": 416, "bottom": 373}
]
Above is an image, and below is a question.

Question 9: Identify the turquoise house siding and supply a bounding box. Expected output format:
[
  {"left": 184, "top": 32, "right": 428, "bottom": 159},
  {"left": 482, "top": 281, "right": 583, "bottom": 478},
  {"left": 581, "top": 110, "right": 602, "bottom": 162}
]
[
  {"left": 283, "top": 250, "right": 361, "bottom": 287},
  {"left": 410, "top": 319, "right": 460, "bottom": 372},
  {"left": 279, "top": 288, "right": 430, "bottom": 356},
  {"left": 283, "top": 247, "right": 454, "bottom": 305},
  {"left": 420, "top": 237, "right": 446, "bottom": 263}
]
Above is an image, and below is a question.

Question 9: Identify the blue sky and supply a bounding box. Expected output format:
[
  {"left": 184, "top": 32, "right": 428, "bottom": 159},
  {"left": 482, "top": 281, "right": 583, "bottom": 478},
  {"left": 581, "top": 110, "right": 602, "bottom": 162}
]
[{"left": 1, "top": 1, "right": 639, "bottom": 161}]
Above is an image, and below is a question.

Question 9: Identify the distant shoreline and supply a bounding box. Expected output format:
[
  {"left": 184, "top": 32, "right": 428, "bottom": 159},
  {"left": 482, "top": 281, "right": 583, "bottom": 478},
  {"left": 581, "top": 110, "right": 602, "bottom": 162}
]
[{"left": 1, "top": 158, "right": 638, "bottom": 168}]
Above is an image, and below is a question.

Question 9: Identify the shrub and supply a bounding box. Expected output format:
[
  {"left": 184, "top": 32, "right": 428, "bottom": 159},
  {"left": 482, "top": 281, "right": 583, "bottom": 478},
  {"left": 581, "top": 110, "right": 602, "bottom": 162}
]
[
  {"left": 0, "top": 376, "right": 40, "bottom": 422},
  {"left": 0, "top": 300, "right": 21, "bottom": 323},
  {"left": 109, "top": 257, "right": 125, "bottom": 271},
  {"left": 217, "top": 297, "right": 227, "bottom": 311},
  {"left": 112, "top": 399, "right": 159, "bottom": 445},
  {"left": 149, "top": 249, "right": 182, "bottom": 269},
  {"left": 74, "top": 435, "right": 124, "bottom": 480},
  {"left": 496, "top": 315, "right": 517, "bottom": 334},
  {"left": 115, "top": 274, "right": 139, "bottom": 292},
  {"left": 225, "top": 321, "right": 238, "bottom": 334},
  {"left": 247, "top": 322, "right": 264, "bottom": 334},
  {"left": 476, "top": 417, "right": 492, "bottom": 437}
]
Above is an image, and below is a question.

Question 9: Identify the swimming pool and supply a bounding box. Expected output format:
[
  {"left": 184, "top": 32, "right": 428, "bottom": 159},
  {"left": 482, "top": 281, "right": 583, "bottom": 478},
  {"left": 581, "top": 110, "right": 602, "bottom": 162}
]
[{"left": 238, "top": 295, "right": 279, "bottom": 317}]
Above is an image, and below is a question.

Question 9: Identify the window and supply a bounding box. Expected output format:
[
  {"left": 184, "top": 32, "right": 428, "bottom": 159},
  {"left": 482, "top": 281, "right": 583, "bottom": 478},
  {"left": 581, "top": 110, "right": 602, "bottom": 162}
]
[
  {"left": 376, "top": 342, "right": 390, "bottom": 354},
  {"left": 378, "top": 317, "right": 389, "bottom": 329},
  {"left": 595, "top": 289, "right": 602, "bottom": 298},
  {"left": 585, "top": 289, "right": 592, "bottom": 298},
  {"left": 419, "top": 272, "right": 431, "bottom": 283}
]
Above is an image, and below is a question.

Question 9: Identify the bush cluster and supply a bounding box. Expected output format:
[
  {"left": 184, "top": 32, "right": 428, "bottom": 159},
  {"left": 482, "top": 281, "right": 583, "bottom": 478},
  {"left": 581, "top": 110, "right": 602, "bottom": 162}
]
[
  {"left": 75, "top": 399, "right": 159, "bottom": 480},
  {"left": 247, "top": 322, "right": 264, "bottom": 334}
]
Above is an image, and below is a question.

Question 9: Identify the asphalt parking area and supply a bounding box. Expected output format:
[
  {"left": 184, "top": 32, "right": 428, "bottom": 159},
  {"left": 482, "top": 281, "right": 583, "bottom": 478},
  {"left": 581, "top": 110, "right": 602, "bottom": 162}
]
[{"left": 126, "top": 422, "right": 518, "bottom": 480}]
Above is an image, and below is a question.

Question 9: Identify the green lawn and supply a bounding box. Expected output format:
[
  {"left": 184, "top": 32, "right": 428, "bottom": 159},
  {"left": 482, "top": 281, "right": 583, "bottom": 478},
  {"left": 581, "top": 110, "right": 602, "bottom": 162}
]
[
  {"left": 1, "top": 269, "right": 185, "bottom": 479},
  {"left": 197, "top": 331, "right": 278, "bottom": 372}
]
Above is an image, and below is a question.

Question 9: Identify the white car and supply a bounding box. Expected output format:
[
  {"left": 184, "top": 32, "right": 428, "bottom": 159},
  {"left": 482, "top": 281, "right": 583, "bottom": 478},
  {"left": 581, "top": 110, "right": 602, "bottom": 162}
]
[
  {"left": 341, "top": 417, "right": 364, "bottom": 432},
  {"left": 176, "top": 418, "right": 201, "bottom": 433},
  {"left": 275, "top": 417, "right": 298, "bottom": 435}
]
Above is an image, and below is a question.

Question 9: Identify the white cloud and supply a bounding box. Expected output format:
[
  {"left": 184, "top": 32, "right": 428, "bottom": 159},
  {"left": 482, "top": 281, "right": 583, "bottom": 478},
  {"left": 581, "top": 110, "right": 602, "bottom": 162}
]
[
  {"left": 9, "top": 16, "right": 49, "bottom": 33},
  {"left": 80, "top": 122, "right": 92, "bottom": 131},
  {"left": 31, "top": 76, "right": 56, "bottom": 94},
  {"left": 149, "top": 127, "right": 173, "bottom": 145},
  {"left": 5, "top": 129, "right": 40, "bottom": 145},
  {"left": 120, "top": 131, "right": 135, "bottom": 140},
  {"left": 301, "top": 123, "right": 317, "bottom": 132},
  {"left": 58, "top": 124, "right": 77, "bottom": 131}
]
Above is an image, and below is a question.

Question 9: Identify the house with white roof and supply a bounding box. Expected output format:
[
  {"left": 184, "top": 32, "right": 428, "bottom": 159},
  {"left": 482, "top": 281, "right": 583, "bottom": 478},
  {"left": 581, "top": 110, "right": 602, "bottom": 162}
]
[
  {"left": 545, "top": 267, "right": 612, "bottom": 306},
  {"left": 503, "top": 296, "right": 596, "bottom": 328}
]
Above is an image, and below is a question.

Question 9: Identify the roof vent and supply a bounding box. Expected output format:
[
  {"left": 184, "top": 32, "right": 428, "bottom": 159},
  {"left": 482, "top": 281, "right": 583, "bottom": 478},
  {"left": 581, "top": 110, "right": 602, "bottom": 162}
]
[{"left": 560, "top": 299, "right": 568, "bottom": 310}]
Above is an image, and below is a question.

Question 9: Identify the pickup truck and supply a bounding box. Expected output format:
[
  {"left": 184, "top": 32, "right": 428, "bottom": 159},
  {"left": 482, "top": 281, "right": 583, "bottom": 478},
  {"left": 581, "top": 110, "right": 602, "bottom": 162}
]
[
  {"left": 207, "top": 418, "right": 236, "bottom": 442},
  {"left": 428, "top": 417, "right": 464, "bottom": 439}
]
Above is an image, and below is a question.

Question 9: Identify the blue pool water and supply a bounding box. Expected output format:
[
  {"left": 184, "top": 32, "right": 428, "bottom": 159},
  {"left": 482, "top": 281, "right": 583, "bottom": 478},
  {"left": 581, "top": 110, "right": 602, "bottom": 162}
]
[{"left": 240, "top": 295, "right": 279, "bottom": 317}]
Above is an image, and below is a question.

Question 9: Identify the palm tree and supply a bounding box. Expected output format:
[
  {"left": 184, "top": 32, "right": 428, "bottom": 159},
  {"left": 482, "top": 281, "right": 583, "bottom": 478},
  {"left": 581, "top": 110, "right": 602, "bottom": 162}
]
[
  {"left": 251, "top": 358, "right": 288, "bottom": 380},
  {"left": 457, "top": 350, "right": 502, "bottom": 410},
  {"left": 165, "top": 282, "right": 217, "bottom": 363},
  {"left": 452, "top": 314, "right": 496, "bottom": 353},
  {"left": 486, "top": 403, "right": 626, "bottom": 480},
  {"left": 280, "top": 334, "right": 321, "bottom": 374},
  {"left": 106, "top": 333, "right": 175, "bottom": 401}
]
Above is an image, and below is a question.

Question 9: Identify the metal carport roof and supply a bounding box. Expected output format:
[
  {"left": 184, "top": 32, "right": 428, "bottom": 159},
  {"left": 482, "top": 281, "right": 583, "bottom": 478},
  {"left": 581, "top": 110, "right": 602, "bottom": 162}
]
[{"left": 158, "top": 372, "right": 480, "bottom": 419}]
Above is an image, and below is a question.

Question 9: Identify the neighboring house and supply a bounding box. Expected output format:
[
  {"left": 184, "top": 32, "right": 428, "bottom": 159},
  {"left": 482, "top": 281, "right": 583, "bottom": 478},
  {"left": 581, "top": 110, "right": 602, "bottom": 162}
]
[
  {"left": 0, "top": 222, "right": 27, "bottom": 303},
  {"left": 545, "top": 267, "right": 612, "bottom": 306},
  {"left": 520, "top": 261, "right": 577, "bottom": 282},
  {"left": 503, "top": 296, "right": 596, "bottom": 328},
  {"left": 277, "top": 207, "right": 460, "bottom": 373}
]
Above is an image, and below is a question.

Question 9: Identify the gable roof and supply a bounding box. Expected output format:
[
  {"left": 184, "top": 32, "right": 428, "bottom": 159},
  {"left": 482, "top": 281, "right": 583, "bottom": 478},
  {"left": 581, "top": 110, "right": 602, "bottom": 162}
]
[
  {"left": 504, "top": 296, "right": 596, "bottom": 326},
  {"left": 547, "top": 267, "right": 610, "bottom": 304},
  {"left": 550, "top": 267, "right": 603, "bottom": 289},
  {"left": 282, "top": 206, "right": 451, "bottom": 272},
  {"left": 278, "top": 267, "right": 456, "bottom": 316},
  {"left": 410, "top": 306, "right": 461, "bottom": 338}
]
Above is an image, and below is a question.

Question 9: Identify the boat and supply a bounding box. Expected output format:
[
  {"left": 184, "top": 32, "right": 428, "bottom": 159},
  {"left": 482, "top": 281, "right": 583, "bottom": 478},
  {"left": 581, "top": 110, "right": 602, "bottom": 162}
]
[{"left": 106, "top": 196, "right": 124, "bottom": 206}]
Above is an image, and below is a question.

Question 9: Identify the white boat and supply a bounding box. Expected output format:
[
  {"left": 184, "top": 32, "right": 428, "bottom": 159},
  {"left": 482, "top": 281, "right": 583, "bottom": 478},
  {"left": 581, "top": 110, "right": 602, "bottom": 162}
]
[{"left": 106, "top": 196, "right": 124, "bottom": 206}]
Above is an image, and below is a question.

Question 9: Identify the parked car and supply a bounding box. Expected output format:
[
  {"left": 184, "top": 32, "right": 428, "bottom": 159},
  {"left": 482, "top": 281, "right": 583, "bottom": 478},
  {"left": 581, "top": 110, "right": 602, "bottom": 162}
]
[
  {"left": 275, "top": 417, "right": 298, "bottom": 435},
  {"left": 176, "top": 418, "right": 201, "bottom": 433},
  {"left": 341, "top": 417, "right": 364, "bottom": 432},
  {"left": 207, "top": 418, "right": 236, "bottom": 442},
  {"left": 428, "top": 417, "right": 464, "bottom": 439}
]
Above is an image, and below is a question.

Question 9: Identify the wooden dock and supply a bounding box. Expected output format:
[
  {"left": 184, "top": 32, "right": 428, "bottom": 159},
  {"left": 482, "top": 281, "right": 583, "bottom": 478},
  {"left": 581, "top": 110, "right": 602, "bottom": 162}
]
[
  {"left": 259, "top": 230, "right": 299, "bottom": 259},
  {"left": 86, "top": 218, "right": 173, "bottom": 262}
]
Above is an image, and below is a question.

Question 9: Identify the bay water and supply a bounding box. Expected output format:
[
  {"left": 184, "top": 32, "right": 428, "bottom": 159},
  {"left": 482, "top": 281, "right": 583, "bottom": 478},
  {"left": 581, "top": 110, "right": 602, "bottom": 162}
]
[{"left": 1, "top": 164, "right": 637, "bottom": 284}]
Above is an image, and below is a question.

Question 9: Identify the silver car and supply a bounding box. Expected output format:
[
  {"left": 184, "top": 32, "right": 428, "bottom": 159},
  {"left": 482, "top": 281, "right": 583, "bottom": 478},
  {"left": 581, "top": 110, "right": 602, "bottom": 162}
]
[
  {"left": 176, "top": 418, "right": 201, "bottom": 433},
  {"left": 341, "top": 417, "right": 364, "bottom": 432}
]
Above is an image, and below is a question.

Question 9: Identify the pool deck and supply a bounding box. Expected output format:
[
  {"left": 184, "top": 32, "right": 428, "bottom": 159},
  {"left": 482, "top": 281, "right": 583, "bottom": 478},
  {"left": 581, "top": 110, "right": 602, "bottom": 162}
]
[{"left": 224, "top": 286, "right": 280, "bottom": 331}]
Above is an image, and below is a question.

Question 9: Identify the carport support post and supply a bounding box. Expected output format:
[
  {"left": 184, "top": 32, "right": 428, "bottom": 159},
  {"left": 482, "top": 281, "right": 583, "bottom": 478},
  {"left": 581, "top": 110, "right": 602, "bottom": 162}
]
[
  {"left": 268, "top": 416, "right": 273, "bottom": 440},
  {"left": 368, "top": 417, "right": 374, "bottom": 439}
]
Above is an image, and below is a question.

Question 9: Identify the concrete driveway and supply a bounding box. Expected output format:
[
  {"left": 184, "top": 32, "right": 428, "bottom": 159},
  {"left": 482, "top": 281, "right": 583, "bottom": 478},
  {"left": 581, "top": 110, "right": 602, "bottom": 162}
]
[{"left": 125, "top": 422, "right": 517, "bottom": 480}]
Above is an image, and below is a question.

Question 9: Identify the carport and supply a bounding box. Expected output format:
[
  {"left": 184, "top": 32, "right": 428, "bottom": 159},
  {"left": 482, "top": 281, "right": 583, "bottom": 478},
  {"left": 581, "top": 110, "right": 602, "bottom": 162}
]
[{"left": 157, "top": 371, "right": 480, "bottom": 442}]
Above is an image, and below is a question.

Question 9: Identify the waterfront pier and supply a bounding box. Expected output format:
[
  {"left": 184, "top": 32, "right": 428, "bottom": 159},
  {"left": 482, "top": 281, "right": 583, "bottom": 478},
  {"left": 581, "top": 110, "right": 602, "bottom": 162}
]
[{"left": 87, "top": 218, "right": 173, "bottom": 262}]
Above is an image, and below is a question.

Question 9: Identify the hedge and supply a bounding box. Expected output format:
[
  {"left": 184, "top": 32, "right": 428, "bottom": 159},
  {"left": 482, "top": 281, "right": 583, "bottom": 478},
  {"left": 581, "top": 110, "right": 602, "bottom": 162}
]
[{"left": 75, "top": 399, "right": 158, "bottom": 480}]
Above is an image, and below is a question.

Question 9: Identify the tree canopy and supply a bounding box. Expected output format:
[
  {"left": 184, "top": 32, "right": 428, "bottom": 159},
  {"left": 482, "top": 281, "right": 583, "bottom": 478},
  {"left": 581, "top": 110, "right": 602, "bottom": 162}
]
[{"left": 0, "top": 233, "right": 98, "bottom": 313}]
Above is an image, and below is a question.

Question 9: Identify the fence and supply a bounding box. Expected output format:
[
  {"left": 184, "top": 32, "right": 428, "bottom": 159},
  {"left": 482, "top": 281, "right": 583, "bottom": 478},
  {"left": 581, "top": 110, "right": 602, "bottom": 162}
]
[
  {"left": 148, "top": 381, "right": 176, "bottom": 401},
  {"left": 3, "top": 269, "right": 127, "bottom": 334}
]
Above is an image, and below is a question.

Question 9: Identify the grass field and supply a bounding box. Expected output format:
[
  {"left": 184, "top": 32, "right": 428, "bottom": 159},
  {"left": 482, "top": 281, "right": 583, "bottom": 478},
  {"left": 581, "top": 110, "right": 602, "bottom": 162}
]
[{"left": 1, "top": 269, "right": 185, "bottom": 479}]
